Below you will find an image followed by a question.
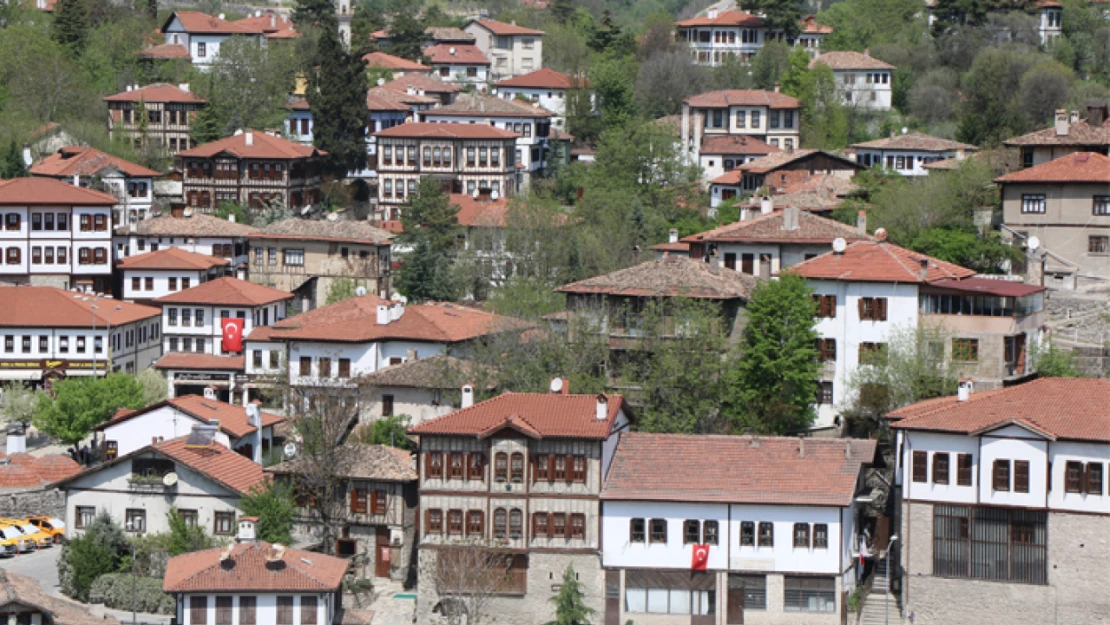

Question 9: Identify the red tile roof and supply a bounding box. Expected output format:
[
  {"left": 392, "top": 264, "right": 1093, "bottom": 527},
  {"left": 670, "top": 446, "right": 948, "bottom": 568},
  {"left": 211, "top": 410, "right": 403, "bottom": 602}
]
[
  {"left": 153, "top": 436, "right": 266, "bottom": 493},
  {"left": 164, "top": 541, "right": 347, "bottom": 593},
  {"left": 0, "top": 454, "right": 81, "bottom": 489},
  {"left": 178, "top": 130, "right": 323, "bottom": 160},
  {"left": 601, "top": 433, "right": 875, "bottom": 506},
  {"left": 736, "top": 149, "right": 862, "bottom": 175},
  {"left": 927, "top": 277, "right": 1046, "bottom": 297},
  {"left": 699, "top": 135, "right": 779, "bottom": 156},
  {"left": 556, "top": 257, "right": 757, "bottom": 299},
  {"left": 851, "top": 132, "right": 977, "bottom": 153},
  {"left": 138, "top": 43, "right": 191, "bottom": 60},
  {"left": 684, "top": 89, "right": 802, "bottom": 109},
  {"left": 787, "top": 240, "right": 976, "bottom": 283},
  {"left": 232, "top": 13, "right": 298, "bottom": 38},
  {"left": 163, "top": 11, "right": 264, "bottom": 35},
  {"left": 153, "top": 353, "right": 246, "bottom": 371},
  {"left": 265, "top": 294, "right": 531, "bottom": 344},
  {"left": 0, "top": 177, "right": 118, "bottom": 206},
  {"left": 993, "top": 152, "right": 1110, "bottom": 184},
  {"left": 0, "top": 287, "right": 160, "bottom": 328},
  {"left": 30, "top": 147, "right": 161, "bottom": 179},
  {"left": 116, "top": 247, "right": 230, "bottom": 270},
  {"left": 495, "top": 68, "right": 588, "bottom": 89},
  {"left": 382, "top": 73, "right": 462, "bottom": 95},
  {"left": 103, "top": 83, "right": 206, "bottom": 104},
  {"left": 424, "top": 92, "right": 553, "bottom": 118},
  {"left": 889, "top": 378, "right": 1110, "bottom": 443},
  {"left": 94, "top": 394, "right": 282, "bottom": 439},
  {"left": 119, "top": 213, "right": 259, "bottom": 237},
  {"left": 409, "top": 392, "right": 624, "bottom": 439},
  {"left": 811, "top": 50, "right": 896, "bottom": 71},
  {"left": 422, "top": 43, "right": 490, "bottom": 65},
  {"left": 450, "top": 193, "right": 510, "bottom": 227},
  {"left": 373, "top": 122, "right": 519, "bottom": 140},
  {"left": 676, "top": 10, "right": 763, "bottom": 27},
  {"left": 800, "top": 15, "right": 834, "bottom": 34},
  {"left": 682, "top": 210, "right": 869, "bottom": 245},
  {"left": 362, "top": 51, "right": 430, "bottom": 72},
  {"left": 366, "top": 86, "right": 437, "bottom": 111},
  {"left": 467, "top": 18, "right": 543, "bottom": 36},
  {"left": 154, "top": 277, "right": 293, "bottom": 307}
]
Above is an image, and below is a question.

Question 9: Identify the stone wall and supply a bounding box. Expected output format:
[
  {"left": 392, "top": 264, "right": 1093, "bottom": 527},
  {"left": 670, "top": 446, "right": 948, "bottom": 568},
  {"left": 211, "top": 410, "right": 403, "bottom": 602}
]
[
  {"left": 901, "top": 501, "right": 1110, "bottom": 625},
  {"left": 0, "top": 486, "right": 66, "bottom": 519}
]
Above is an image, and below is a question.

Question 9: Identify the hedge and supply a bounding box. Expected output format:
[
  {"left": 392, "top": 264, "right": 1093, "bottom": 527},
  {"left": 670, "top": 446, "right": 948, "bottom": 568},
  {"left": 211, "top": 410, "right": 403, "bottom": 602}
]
[{"left": 88, "top": 574, "right": 175, "bottom": 614}]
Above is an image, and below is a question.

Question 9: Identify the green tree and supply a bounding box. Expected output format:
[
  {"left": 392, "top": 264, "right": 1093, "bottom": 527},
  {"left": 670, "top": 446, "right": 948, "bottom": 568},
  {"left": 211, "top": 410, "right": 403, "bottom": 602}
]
[
  {"left": 548, "top": 563, "right": 595, "bottom": 625},
  {"left": 0, "top": 382, "right": 41, "bottom": 426},
  {"left": 52, "top": 0, "right": 90, "bottom": 56},
  {"left": 1, "top": 140, "right": 28, "bottom": 178},
  {"left": 58, "top": 512, "right": 126, "bottom": 601},
  {"left": 750, "top": 40, "right": 792, "bottom": 91},
  {"left": 549, "top": 0, "right": 574, "bottom": 25},
  {"left": 239, "top": 481, "right": 296, "bottom": 544},
  {"left": 165, "top": 508, "right": 217, "bottom": 556},
  {"left": 723, "top": 275, "right": 819, "bottom": 434},
  {"left": 796, "top": 62, "right": 850, "bottom": 149},
  {"left": 395, "top": 177, "right": 461, "bottom": 302},
  {"left": 199, "top": 38, "right": 297, "bottom": 139},
  {"left": 385, "top": 12, "right": 426, "bottom": 61},
  {"left": 292, "top": 0, "right": 336, "bottom": 29},
  {"left": 746, "top": 0, "right": 802, "bottom": 39},
  {"left": 350, "top": 1, "right": 383, "bottom": 51},
  {"left": 1033, "top": 340, "right": 1081, "bottom": 378},
  {"left": 307, "top": 24, "right": 370, "bottom": 176},
  {"left": 136, "top": 368, "right": 168, "bottom": 407},
  {"left": 325, "top": 277, "right": 358, "bottom": 304},
  {"left": 190, "top": 99, "right": 224, "bottom": 145},
  {"left": 34, "top": 374, "right": 145, "bottom": 446},
  {"left": 350, "top": 414, "right": 413, "bottom": 448},
  {"left": 779, "top": 46, "right": 811, "bottom": 99},
  {"left": 215, "top": 201, "right": 252, "bottom": 225}
]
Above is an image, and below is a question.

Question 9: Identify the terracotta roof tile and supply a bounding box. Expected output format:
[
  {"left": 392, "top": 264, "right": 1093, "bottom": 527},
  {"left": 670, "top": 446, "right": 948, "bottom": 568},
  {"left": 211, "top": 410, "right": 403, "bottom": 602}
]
[
  {"left": 787, "top": 240, "right": 976, "bottom": 283},
  {"left": 164, "top": 541, "right": 347, "bottom": 593},
  {"left": 138, "top": 43, "right": 191, "bottom": 60},
  {"left": 163, "top": 11, "right": 264, "bottom": 35},
  {"left": 94, "top": 394, "right": 281, "bottom": 439},
  {"left": 449, "top": 193, "right": 510, "bottom": 227},
  {"left": 1003, "top": 117, "right": 1110, "bottom": 147},
  {"left": 373, "top": 122, "right": 519, "bottom": 140},
  {"left": 800, "top": 15, "right": 834, "bottom": 34},
  {"left": 366, "top": 86, "right": 436, "bottom": 111},
  {"left": 601, "top": 433, "right": 875, "bottom": 506},
  {"left": 408, "top": 392, "right": 623, "bottom": 439},
  {"left": 676, "top": 10, "right": 764, "bottom": 27},
  {"left": 178, "top": 130, "right": 323, "bottom": 160},
  {"left": 362, "top": 51, "right": 430, "bottom": 72},
  {"left": 684, "top": 89, "right": 802, "bottom": 109},
  {"left": 682, "top": 210, "right": 870, "bottom": 245},
  {"left": 0, "top": 178, "right": 118, "bottom": 206},
  {"left": 248, "top": 217, "right": 393, "bottom": 245},
  {"left": 153, "top": 436, "right": 267, "bottom": 494},
  {"left": 118, "top": 213, "right": 259, "bottom": 237},
  {"left": 699, "top": 135, "right": 779, "bottom": 156},
  {"left": 928, "top": 277, "right": 1045, "bottom": 297},
  {"left": 495, "top": 68, "right": 589, "bottom": 89},
  {"left": 993, "top": 152, "right": 1110, "bottom": 183},
  {"left": 0, "top": 454, "right": 80, "bottom": 489},
  {"left": 422, "top": 43, "right": 490, "bottom": 65},
  {"left": 810, "top": 50, "right": 895, "bottom": 71},
  {"left": 734, "top": 149, "right": 862, "bottom": 175},
  {"left": 267, "top": 443, "right": 416, "bottom": 482},
  {"left": 556, "top": 257, "right": 757, "bottom": 300},
  {"left": 0, "top": 571, "right": 120, "bottom": 625},
  {"left": 468, "top": 18, "right": 543, "bottom": 36},
  {"left": 103, "top": 83, "right": 205, "bottom": 104},
  {"left": 851, "top": 132, "right": 977, "bottom": 153},
  {"left": 889, "top": 378, "right": 1110, "bottom": 443},
  {"left": 424, "top": 92, "right": 552, "bottom": 117},
  {"left": 382, "top": 74, "right": 462, "bottom": 95},
  {"left": 154, "top": 277, "right": 292, "bottom": 307},
  {"left": 116, "top": 247, "right": 230, "bottom": 270},
  {"left": 359, "top": 355, "right": 495, "bottom": 389},
  {"left": 153, "top": 353, "right": 247, "bottom": 371},
  {"left": 231, "top": 13, "right": 298, "bottom": 38},
  {"left": 31, "top": 147, "right": 161, "bottom": 179},
  {"left": 0, "top": 287, "right": 160, "bottom": 328}
]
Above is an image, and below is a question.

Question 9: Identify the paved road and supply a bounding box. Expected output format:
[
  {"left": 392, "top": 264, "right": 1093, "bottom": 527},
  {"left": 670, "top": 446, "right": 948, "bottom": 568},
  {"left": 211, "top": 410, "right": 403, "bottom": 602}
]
[{"left": 0, "top": 545, "right": 172, "bottom": 624}]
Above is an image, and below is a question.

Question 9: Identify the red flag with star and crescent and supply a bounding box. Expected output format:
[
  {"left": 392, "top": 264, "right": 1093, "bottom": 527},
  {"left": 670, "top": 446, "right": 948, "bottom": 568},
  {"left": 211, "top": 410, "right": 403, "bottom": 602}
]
[
  {"left": 221, "top": 317, "right": 245, "bottom": 353},
  {"left": 691, "top": 544, "right": 709, "bottom": 571}
]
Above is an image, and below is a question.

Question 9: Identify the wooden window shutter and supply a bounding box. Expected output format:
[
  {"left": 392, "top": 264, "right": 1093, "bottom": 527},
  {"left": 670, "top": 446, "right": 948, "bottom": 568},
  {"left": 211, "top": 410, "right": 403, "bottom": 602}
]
[
  {"left": 566, "top": 455, "right": 574, "bottom": 484},
  {"left": 828, "top": 295, "right": 836, "bottom": 318},
  {"left": 424, "top": 452, "right": 432, "bottom": 477},
  {"left": 878, "top": 298, "right": 888, "bottom": 321},
  {"left": 548, "top": 455, "right": 555, "bottom": 483},
  {"left": 350, "top": 488, "right": 359, "bottom": 513},
  {"left": 547, "top": 512, "right": 554, "bottom": 538},
  {"left": 369, "top": 489, "right": 379, "bottom": 514},
  {"left": 858, "top": 298, "right": 866, "bottom": 319}
]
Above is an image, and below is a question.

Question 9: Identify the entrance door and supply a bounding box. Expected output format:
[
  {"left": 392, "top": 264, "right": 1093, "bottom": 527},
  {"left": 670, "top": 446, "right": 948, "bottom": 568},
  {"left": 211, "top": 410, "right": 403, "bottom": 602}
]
[
  {"left": 726, "top": 586, "right": 744, "bottom": 625},
  {"left": 375, "top": 526, "right": 391, "bottom": 578},
  {"left": 604, "top": 570, "right": 621, "bottom": 625}
]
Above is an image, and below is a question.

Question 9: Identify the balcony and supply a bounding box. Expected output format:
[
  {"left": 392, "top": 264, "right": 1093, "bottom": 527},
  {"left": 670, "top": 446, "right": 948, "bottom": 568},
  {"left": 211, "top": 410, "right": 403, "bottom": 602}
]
[{"left": 127, "top": 473, "right": 177, "bottom": 492}]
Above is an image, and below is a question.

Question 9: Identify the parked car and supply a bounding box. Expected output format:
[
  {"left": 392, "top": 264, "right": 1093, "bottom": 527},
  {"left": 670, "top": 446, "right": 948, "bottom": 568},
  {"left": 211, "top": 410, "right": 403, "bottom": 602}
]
[
  {"left": 0, "top": 524, "right": 34, "bottom": 554},
  {"left": 24, "top": 516, "right": 65, "bottom": 544},
  {"left": 0, "top": 519, "right": 52, "bottom": 550}
]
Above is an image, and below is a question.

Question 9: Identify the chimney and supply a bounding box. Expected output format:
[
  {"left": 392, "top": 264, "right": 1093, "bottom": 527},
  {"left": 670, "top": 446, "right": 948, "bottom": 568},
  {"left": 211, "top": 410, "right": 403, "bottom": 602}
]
[
  {"left": 390, "top": 303, "right": 404, "bottom": 321},
  {"left": 237, "top": 517, "right": 258, "bottom": 543},
  {"left": 773, "top": 82, "right": 780, "bottom": 93},
  {"left": 179, "top": 83, "right": 189, "bottom": 92},
  {"left": 798, "top": 435, "right": 805, "bottom": 458},
  {"left": 407, "top": 86, "right": 416, "bottom": 95},
  {"left": 957, "top": 379, "right": 973, "bottom": 402},
  {"left": 227, "top": 212, "right": 236, "bottom": 223},
  {"left": 863, "top": 48, "right": 870, "bottom": 56},
  {"left": 708, "top": 250, "right": 720, "bottom": 274},
  {"left": 955, "top": 148, "right": 965, "bottom": 161},
  {"left": 918, "top": 258, "right": 929, "bottom": 281},
  {"left": 126, "top": 85, "right": 132, "bottom": 92},
  {"left": 245, "top": 132, "right": 254, "bottom": 146},
  {"left": 1087, "top": 104, "right": 1108, "bottom": 127},
  {"left": 845, "top": 441, "right": 852, "bottom": 459},
  {"left": 707, "top": 7, "right": 718, "bottom": 19},
  {"left": 270, "top": 14, "right": 276, "bottom": 27},
  {"left": 461, "top": 384, "right": 474, "bottom": 408},
  {"left": 1055, "top": 109, "right": 1069, "bottom": 135},
  {"left": 406, "top": 347, "right": 418, "bottom": 361},
  {"left": 1069, "top": 110, "right": 1080, "bottom": 125},
  {"left": 782, "top": 206, "right": 799, "bottom": 231},
  {"left": 21, "top": 144, "right": 31, "bottom": 168},
  {"left": 477, "top": 187, "right": 492, "bottom": 202},
  {"left": 857, "top": 210, "right": 867, "bottom": 235},
  {"left": 5, "top": 426, "right": 26, "bottom": 454},
  {"left": 760, "top": 195, "right": 773, "bottom": 215},
  {"left": 376, "top": 304, "right": 390, "bottom": 325},
  {"left": 668, "top": 229, "right": 679, "bottom": 244},
  {"left": 595, "top": 394, "right": 608, "bottom": 420},
  {"left": 218, "top": 12, "right": 225, "bottom": 19},
  {"left": 204, "top": 386, "right": 217, "bottom": 400}
]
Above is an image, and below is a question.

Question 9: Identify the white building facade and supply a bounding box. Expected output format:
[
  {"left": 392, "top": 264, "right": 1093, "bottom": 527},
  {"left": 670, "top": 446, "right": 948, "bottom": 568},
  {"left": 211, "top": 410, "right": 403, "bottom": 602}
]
[
  {"left": 810, "top": 51, "right": 895, "bottom": 111},
  {"left": 463, "top": 19, "right": 543, "bottom": 81}
]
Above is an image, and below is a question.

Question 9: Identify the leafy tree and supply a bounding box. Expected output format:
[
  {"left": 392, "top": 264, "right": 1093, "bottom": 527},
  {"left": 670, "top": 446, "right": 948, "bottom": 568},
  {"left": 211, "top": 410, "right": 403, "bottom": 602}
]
[
  {"left": 239, "top": 481, "right": 297, "bottom": 544},
  {"left": 385, "top": 12, "right": 426, "bottom": 61},
  {"left": 325, "top": 277, "right": 359, "bottom": 304},
  {"left": 549, "top": 0, "right": 574, "bottom": 24},
  {"left": 215, "top": 201, "right": 253, "bottom": 225},
  {"left": 292, "top": 0, "right": 336, "bottom": 29},
  {"left": 723, "top": 275, "right": 819, "bottom": 435},
  {"left": 634, "top": 51, "right": 710, "bottom": 118},
  {"left": 199, "top": 38, "right": 297, "bottom": 139},
  {"left": 350, "top": 414, "right": 412, "bottom": 448},
  {"left": 1, "top": 140, "right": 28, "bottom": 178},
  {"left": 52, "top": 0, "right": 90, "bottom": 57},
  {"left": 165, "top": 508, "right": 217, "bottom": 556},
  {"left": 1018, "top": 60, "right": 1073, "bottom": 126},
  {"left": 779, "top": 46, "right": 811, "bottom": 99},
  {"left": 136, "top": 368, "right": 168, "bottom": 407},
  {"left": 908, "top": 228, "right": 1021, "bottom": 273},
  {"left": 0, "top": 382, "right": 41, "bottom": 426},
  {"left": 750, "top": 40, "right": 792, "bottom": 91},
  {"left": 0, "top": 24, "right": 94, "bottom": 124},
  {"left": 1033, "top": 339, "right": 1082, "bottom": 378},
  {"left": 190, "top": 98, "right": 224, "bottom": 145},
  {"left": 58, "top": 512, "right": 126, "bottom": 601},
  {"left": 818, "top": 0, "right": 925, "bottom": 50},
  {"left": 746, "top": 0, "right": 802, "bottom": 39},
  {"left": 308, "top": 24, "right": 370, "bottom": 176},
  {"left": 795, "top": 62, "right": 850, "bottom": 149},
  {"left": 395, "top": 177, "right": 460, "bottom": 302},
  {"left": 350, "top": 1, "right": 383, "bottom": 50},
  {"left": 548, "top": 563, "right": 595, "bottom": 625},
  {"left": 34, "top": 374, "right": 145, "bottom": 446}
]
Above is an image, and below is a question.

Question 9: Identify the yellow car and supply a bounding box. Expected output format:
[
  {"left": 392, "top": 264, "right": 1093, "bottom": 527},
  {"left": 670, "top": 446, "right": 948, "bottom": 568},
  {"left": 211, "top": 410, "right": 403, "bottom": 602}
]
[
  {"left": 0, "top": 524, "right": 34, "bottom": 554},
  {"left": 0, "top": 519, "right": 52, "bottom": 550},
  {"left": 25, "top": 516, "right": 65, "bottom": 544}
]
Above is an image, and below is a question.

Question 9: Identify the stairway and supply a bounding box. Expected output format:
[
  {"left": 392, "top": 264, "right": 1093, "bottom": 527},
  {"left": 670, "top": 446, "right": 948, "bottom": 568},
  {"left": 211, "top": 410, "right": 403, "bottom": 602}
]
[{"left": 857, "top": 557, "right": 897, "bottom": 625}]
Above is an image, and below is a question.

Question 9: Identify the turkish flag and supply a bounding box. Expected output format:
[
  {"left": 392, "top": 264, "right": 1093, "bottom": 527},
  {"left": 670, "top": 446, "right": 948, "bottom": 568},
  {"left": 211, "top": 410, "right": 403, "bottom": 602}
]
[
  {"left": 691, "top": 544, "right": 709, "bottom": 571},
  {"left": 221, "top": 317, "right": 245, "bottom": 353}
]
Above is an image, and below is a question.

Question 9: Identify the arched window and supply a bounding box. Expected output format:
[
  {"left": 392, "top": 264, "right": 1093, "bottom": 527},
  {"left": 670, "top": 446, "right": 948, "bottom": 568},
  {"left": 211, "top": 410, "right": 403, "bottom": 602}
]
[
  {"left": 493, "top": 508, "right": 507, "bottom": 539},
  {"left": 495, "top": 452, "right": 508, "bottom": 482},
  {"left": 510, "top": 453, "right": 524, "bottom": 483},
  {"left": 509, "top": 509, "right": 523, "bottom": 538}
]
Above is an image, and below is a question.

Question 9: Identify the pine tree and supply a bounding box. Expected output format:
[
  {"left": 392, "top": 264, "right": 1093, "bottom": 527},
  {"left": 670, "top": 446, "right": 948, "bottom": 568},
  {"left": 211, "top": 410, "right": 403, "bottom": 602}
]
[
  {"left": 52, "top": 0, "right": 89, "bottom": 57},
  {"left": 1, "top": 141, "right": 29, "bottom": 179},
  {"left": 747, "top": 0, "right": 801, "bottom": 39},
  {"left": 292, "top": 0, "right": 335, "bottom": 30},
  {"left": 549, "top": 0, "right": 574, "bottom": 25},
  {"left": 350, "top": 2, "right": 382, "bottom": 53},
  {"left": 190, "top": 101, "right": 224, "bottom": 145},
  {"left": 307, "top": 22, "right": 369, "bottom": 176},
  {"left": 146, "top": 0, "right": 156, "bottom": 22},
  {"left": 548, "top": 564, "right": 595, "bottom": 625},
  {"left": 395, "top": 178, "right": 460, "bottom": 302},
  {"left": 385, "top": 12, "right": 426, "bottom": 61}
]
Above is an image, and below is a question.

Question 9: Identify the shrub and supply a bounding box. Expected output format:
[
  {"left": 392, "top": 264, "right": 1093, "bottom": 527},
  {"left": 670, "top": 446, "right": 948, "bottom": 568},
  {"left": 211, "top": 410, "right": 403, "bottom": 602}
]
[
  {"left": 58, "top": 512, "right": 127, "bottom": 601},
  {"left": 88, "top": 573, "right": 175, "bottom": 614}
]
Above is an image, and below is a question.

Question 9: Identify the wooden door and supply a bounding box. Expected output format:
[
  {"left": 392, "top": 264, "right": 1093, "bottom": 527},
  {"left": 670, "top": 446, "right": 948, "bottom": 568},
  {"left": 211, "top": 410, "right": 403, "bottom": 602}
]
[
  {"left": 1015, "top": 334, "right": 1027, "bottom": 375},
  {"left": 604, "top": 570, "right": 621, "bottom": 625},
  {"left": 724, "top": 253, "right": 736, "bottom": 271},
  {"left": 375, "top": 526, "right": 391, "bottom": 578},
  {"left": 726, "top": 586, "right": 744, "bottom": 625}
]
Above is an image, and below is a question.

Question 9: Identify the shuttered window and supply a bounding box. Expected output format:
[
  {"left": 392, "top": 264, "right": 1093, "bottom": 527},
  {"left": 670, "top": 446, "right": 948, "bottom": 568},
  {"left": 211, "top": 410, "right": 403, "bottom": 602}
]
[
  {"left": 812, "top": 294, "right": 837, "bottom": 318},
  {"left": 571, "top": 455, "right": 586, "bottom": 483},
  {"left": 816, "top": 338, "right": 836, "bottom": 361},
  {"left": 1014, "top": 460, "right": 1030, "bottom": 493},
  {"left": 448, "top": 509, "right": 464, "bottom": 535},
  {"left": 190, "top": 597, "right": 207, "bottom": 625},
  {"left": 467, "top": 510, "right": 484, "bottom": 536},
  {"left": 495, "top": 452, "right": 508, "bottom": 482},
  {"left": 238, "top": 597, "right": 256, "bottom": 625},
  {"left": 449, "top": 453, "right": 465, "bottom": 479},
  {"left": 933, "top": 453, "right": 949, "bottom": 485},
  {"left": 277, "top": 597, "right": 294, "bottom": 625},
  {"left": 535, "top": 512, "right": 550, "bottom": 538},
  {"left": 372, "top": 489, "right": 387, "bottom": 515},
  {"left": 912, "top": 451, "right": 928, "bottom": 483},
  {"left": 351, "top": 488, "right": 367, "bottom": 513},
  {"left": 957, "top": 454, "right": 973, "bottom": 486},
  {"left": 301, "top": 596, "right": 317, "bottom": 625},
  {"left": 1087, "top": 463, "right": 1103, "bottom": 495},
  {"left": 215, "top": 597, "right": 232, "bottom": 625},
  {"left": 426, "top": 509, "right": 443, "bottom": 534},
  {"left": 534, "top": 454, "right": 550, "bottom": 481},
  {"left": 467, "top": 453, "right": 484, "bottom": 480},
  {"left": 426, "top": 451, "right": 443, "bottom": 479},
  {"left": 858, "top": 297, "right": 888, "bottom": 321},
  {"left": 993, "top": 460, "right": 1011, "bottom": 492}
]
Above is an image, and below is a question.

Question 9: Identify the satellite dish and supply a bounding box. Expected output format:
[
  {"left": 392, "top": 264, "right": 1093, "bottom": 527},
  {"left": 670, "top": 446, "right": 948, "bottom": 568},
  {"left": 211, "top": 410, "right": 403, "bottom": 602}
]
[
  {"left": 449, "top": 47, "right": 456, "bottom": 55},
  {"left": 162, "top": 472, "right": 179, "bottom": 487},
  {"left": 874, "top": 227, "right": 888, "bottom": 241},
  {"left": 377, "top": 78, "right": 386, "bottom": 87},
  {"left": 283, "top": 442, "right": 298, "bottom": 458},
  {"left": 355, "top": 286, "right": 368, "bottom": 296},
  {"left": 549, "top": 378, "right": 564, "bottom": 393},
  {"left": 326, "top": 212, "right": 339, "bottom": 221},
  {"left": 490, "top": 190, "right": 499, "bottom": 201},
  {"left": 901, "top": 127, "right": 908, "bottom": 134},
  {"left": 1027, "top": 235, "right": 1040, "bottom": 251},
  {"left": 183, "top": 207, "right": 194, "bottom": 217},
  {"left": 832, "top": 237, "right": 847, "bottom": 253}
]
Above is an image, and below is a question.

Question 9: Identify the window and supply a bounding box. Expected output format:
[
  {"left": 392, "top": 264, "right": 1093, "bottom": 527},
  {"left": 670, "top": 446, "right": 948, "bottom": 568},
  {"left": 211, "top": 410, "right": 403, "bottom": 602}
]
[
  {"left": 735, "top": 110, "right": 747, "bottom": 128},
  {"left": 448, "top": 509, "right": 464, "bottom": 535},
  {"left": 1094, "top": 196, "right": 1110, "bottom": 216},
  {"left": 426, "top": 509, "right": 443, "bottom": 534},
  {"left": 214, "top": 512, "right": 235, "bottom": 534},
  {"left": 952, "top": 338, "right": 979, "bottom": 362},
  {"left": 191, "top": 597, "right": 208, "bottom": 625},
  {"left": 3, "top": 214, "right": 17, "bottom": 231},
  {"left": 317, "top": 357, "right": 331, "bottom": 377},
  {"left": 1090, "top": 236, "right": 1109, "bottom": 254},
  {"left": 169, "top": 277, "right": 178, "bottom": 291},
  {"left": 684, "top": 520, "right": 700, "bottom": 544},
  {"left": 465, "top": 452, "right": 483, "bottom": 480},
  {"left": 793, "top": 523, "right": 809, "bottom": 548},
  {"left": 351, "top": 487, "right": 368, "bottom": 513},
  {"left": 467, "top": 510, "right": 484, "bottom": 536},
  {"left": 197, "top": 42, "right": 206, "bottom": 57},
  {"left": 912, "top": 451, "right": 928, "bottom": 483},
  {"left": 510, "top": 453, "right": 524, "bottom": 483},
  {"left": 31, "top": 247, "right": 41, "bottom": 264},
  {"left": 179, "top": 510, "right": 198, "bottom": 528},
  {"left": 994, "top": 459, "right": 1011, "bottom": 491},
  {"left": 76, "top": 506, "right": 95, "bottom": 528},
  {"left": 239, "top": 597, "right": 256, "bottom": 625},
  {"left": 933, "top": 452, "right": 950, "bottom": 485},
  {"left": 858, "top": 297, "right": 888, "bottom": 321},
  {"left": 623, "top": 571, "right": 715, "bottom": 615},
  {"left": 751, "top": 110, "right": 760, "bottom": 127},
  {"left": 933, "top": 504, "right": 1046, "bottom": 584},
  {"left": 2, "top": 336, "right": 10, "bottom": 353},
  {"left": 758, "top": 522, "right": 773, "bottom": 547},
  {"left": 449, "top": 452, "right": 465, "bottom": 479},
  {"left": 125, "top": 509, "right": 146, "bottom": 532},
  {"left": 495, "top": 452, "right": 508, "bottom": 482},
  {"left": 783, "top": 576, "right": 835, "bottom": 613},
  {"left": 276, "top": 597, "right": 293, "bottom": 625},
  {"left": 817, "top": 381, "right": 833, "bottom": 405},
  {"left": 1088, "top": 463, "right": 1104, "bottom": 495},
  {"left": 533, "top": 512, "right": 549, "bottom": 538},
  {"left": 299, "top": 356, "right": 311, "bottom": 376},
  {"left": 1014, "top": 460, "right": 1030, "bottom": 493},
  {"left": 957, "top": 453, "right": 973, "bottom": 486},
  {"left": 534, "top": 454, "right": 549, "bottom": 481},
  {"left": 703, "top": 520, "right": 718, "bottom": 545},
  {"left": 509, "top": 509, "right": 523, "bottom": 538},
  {"left": 5, "top": 247, "right": 19, "bottom": 264},
  {"left": 816, "top": 338, "right": 836, "bottom": 361},
  {"left": 182, "top": 308, "right": 192, "bottom": 327},
  {"left": 813, "top": 294, "right": 836, "bottom": 318},
  {"left": 381, "top": 393, "right": 394, "bottom": 417},
  {"left": 554, "top": 455, "right": 566, "bottom": 481},
  {"left": 858, "top": 342, "right": 887, "bottom": 365},
  {"left": 335, "top": 358, "right": 350, "bottom": 378},
  {"left": 426, "top": 451, "right": 443, "bottom": 479},
  {"left": 813, "top": 523, "right": 828, "bottom": 549},
  {"left": 1021, "top": 194, "right": 1046, "bottom": 214},
  {"left": 493, "top": 508, "right": 507, "bottom": 539},
  {"left": 570, "top": 513, "right": 585, "bottom": 539},
  {"left": 216, "top": 597, "right": 233, "bottom": 625},
  {"left": 301, "top": 596, "right": 317, "bottom": 625},
  {"left": 740, "top": 521, "right": 755, "bottom": 546},
  {"left": 283, "top": 249, "right": 304, "bottom": 266},
  {"left": 553, "top": 513, "right": 566, "bottom": 538},
  {"left": 650, "top": 519, "right": 667, "bottom": 543},
  {"left": 571, "top": 455, "right": 586, "bottom": 483},
  {"left": 1065, "top": 460, "right": 1082, "bottom": 493},
  {"left": 630, "top": 518, "right": 645, "bottom": 542}
]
